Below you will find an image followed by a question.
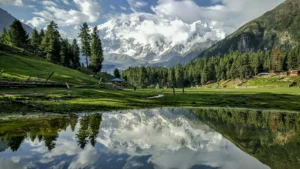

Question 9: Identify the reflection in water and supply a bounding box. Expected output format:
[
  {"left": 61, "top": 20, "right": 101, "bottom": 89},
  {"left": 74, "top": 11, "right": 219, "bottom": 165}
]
[
  {"left": 193, "top": 108, "right": 300, "bottom": 169},
  {"left": 0, "top": 108, "right": 298, "bottom": 169}
]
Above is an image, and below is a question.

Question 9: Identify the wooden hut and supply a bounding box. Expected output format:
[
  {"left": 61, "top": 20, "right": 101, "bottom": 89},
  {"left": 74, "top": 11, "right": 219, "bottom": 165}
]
[
  {"left": 290, "top": 70, "right": 300, "bottom": 76},
  {"left": 111, "top": 78, "right": 124, "bottom": 89}
]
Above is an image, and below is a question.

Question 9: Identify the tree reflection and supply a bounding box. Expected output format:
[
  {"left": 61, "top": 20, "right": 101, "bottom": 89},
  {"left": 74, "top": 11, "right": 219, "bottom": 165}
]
[
  {"left": 7, "top": 135, "right": 26, "bottom": 152},
  {"left": 0, "top": 115, "right": 79, "bottom": 152},
  {"left": 76, "top": 114, "right": 102, "bottom": 149},
  {"left": 0, "top": 113, "right": 103, "bottom": 152},
  {"left": 193, "top": 108, "right": 300, "bottom": 169}
]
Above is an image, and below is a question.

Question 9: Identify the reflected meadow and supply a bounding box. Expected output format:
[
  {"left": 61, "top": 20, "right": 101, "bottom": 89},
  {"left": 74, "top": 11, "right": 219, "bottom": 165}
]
[{"left": 0, "top": 108, "right": 299, "bottom": 169}]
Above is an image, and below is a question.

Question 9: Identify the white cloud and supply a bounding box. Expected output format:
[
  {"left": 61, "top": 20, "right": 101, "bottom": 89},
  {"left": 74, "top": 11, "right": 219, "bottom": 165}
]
[
  {"left": 153, "top": 0, "right": 283, "bottom": 28},
  {"left": 33, "top": 0, "right": 101, "bottom": 26},
  {"left": 61, "top": 0, "right": 69, "bottom": 5},
  {"left": 23, "top": 17, "right": 47, "bottom": 28},
  {"left": 41, "top": 1, "right": 57, "bottom": 7},
  {"left": 120, "top": 6, "right": 127, "bottom": 10},
  {"left": 110, "top": 5, "right": 116, "bottom": 10},
  {"left": 0, "top": 0, "right": 23, "bottom": 6},
  {"left": 127, "top": 0, "right": 147, "bottom": 11}
]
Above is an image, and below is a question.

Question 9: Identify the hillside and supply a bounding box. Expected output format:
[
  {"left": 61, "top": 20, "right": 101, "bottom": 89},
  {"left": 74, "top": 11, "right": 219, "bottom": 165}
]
[
  {"left": 0, "top": 44, "right": 99, "bottom": 85},
  {"left": 0, "top": 8, "right": 32, "bottom": 34},
  {"left": 198, "top": 0, "right": 300, "bottom": 58}
]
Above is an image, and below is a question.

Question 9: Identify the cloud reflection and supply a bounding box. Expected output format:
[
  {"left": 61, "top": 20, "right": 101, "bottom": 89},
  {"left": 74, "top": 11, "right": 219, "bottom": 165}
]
[{"left": 0, "top": 109, "right": 270, "bottom": 169}]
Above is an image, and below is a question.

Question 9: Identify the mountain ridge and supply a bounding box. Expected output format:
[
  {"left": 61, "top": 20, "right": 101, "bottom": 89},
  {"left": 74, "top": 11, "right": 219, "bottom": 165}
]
[
  {"left": 0, "top": 8, "right": 33, "bottom": 34},
  {"left": 197, "top": 0, "right": 300, "bottom": 58}
]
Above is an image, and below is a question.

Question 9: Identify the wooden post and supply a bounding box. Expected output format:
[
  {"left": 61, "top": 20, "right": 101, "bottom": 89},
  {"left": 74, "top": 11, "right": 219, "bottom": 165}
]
[
  {"left": 65, "top": 82, "right": 70, "bottom": 89},
  {"left": 0, "top": 69, "right": 4, "bottom": 76},
  {"left": 25, "top": 76, "right": 31, "bottom": 83},
  {"left": 43, "top": 72, "right": 54, "bottom": 86},
  {"left": 23, "top": 76, "right": 31, "bottom": 87}
]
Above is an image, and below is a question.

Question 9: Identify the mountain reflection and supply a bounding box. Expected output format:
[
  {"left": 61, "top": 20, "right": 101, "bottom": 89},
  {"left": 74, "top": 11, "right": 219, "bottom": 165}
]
[{"left": 0, "top": 108, "right": 297, "bottom": 169}]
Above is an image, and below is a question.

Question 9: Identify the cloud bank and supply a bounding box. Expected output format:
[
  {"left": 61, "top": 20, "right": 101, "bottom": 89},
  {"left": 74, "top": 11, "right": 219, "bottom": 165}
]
[
  {"left": 0, "top": 0, "right": 23, "bottom": 6},
  {"left": 31, "top": 0, "right": 101, "bottom": 26}
]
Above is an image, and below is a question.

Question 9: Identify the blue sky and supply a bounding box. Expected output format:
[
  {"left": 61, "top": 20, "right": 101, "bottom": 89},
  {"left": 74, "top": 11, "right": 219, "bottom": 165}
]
[
  {"left": 0, "top": 0, "right": 283, "bottom": 41},
  {"left": 0, "top": 0, "right": 223, "bottom": 26}
]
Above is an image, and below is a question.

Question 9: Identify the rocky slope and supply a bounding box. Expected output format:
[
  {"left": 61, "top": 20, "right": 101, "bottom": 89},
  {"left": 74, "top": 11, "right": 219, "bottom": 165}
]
[
  {"left": 0, "top": 8, "right": 32, "bottom": 34},
  {"left": 198, "top": 0, "right": 300, "bottom": 58}
]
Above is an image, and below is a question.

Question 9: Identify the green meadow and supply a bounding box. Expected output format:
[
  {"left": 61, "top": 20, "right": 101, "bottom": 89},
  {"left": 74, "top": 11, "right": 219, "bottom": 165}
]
[{"left": 1, "top": 87, "right": 300, "bottom": 113}]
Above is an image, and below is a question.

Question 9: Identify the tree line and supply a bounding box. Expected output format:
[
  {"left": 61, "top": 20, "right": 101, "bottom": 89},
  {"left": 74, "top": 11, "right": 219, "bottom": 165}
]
[
  {"left": 0, "top": 19, "right": 104, "bottom": 74},
  {"left": 122, "top": 47, "right": 300, "bottom": 89}
]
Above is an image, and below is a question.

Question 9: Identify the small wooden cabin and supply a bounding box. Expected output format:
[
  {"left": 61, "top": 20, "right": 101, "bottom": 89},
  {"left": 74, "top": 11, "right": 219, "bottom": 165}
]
[
  {"left": 111, "top": 78, "right": 124, "bottom": 89},
  {"left": 290, "top": 70, "right": 300, "bottom": 76}
]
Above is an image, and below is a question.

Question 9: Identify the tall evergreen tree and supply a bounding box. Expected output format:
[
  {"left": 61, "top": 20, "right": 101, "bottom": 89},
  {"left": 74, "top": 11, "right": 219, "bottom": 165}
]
[
  {"left": 270, "top": 49, "right": 283, "bottom": 71},
  {"left": 250, "top": 53, "right": 260, "bottom": 76},
  {"left": 71, "top": 39, "right": 81, "bottom": 69},
  {"left": 175, "top": 65, "right": 185, "bottom": 93},
  {"left": 168, "top": 68, "right": 176, "bottom": 96},
  {"left": 0, "top": 28, "right": 9, "bottom": 44},
  {"left": 114, "top": 68, "right": 121, "bottom": 78},
  {"left": 39, "top": 29, "right": 45, "bottom": 37},
  {"left": 90, "top": 26, "right": 104, "bottom": 74},
  {"left": 78, "top": 22, "right": 91, "bottom": 67},
  {"left": 287, "top": 50, "right": 298, "bottom": 70},
  {"left": 30, "top": 28, "right": 40, "bottom": 49},
  {"left": 8, "top": 19, "right": 29, "bottom": 47},
  {"left": 41, "top": 21, "right": 61, "bottom": 64},
  {"left": 61, "top": 38, "right": 72, "bottom": 67},
  {"left": 38, "top": 29, "right": 45, "bottom": 52}
]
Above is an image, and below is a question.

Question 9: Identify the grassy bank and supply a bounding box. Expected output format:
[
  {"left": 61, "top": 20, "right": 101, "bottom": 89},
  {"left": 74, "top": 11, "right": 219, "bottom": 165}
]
[
  {"left": 1, "top": 87, "right": 300, "bottom": 113},
  {"left": 0, "top": 45, "right": 115, "bottom": 85}
]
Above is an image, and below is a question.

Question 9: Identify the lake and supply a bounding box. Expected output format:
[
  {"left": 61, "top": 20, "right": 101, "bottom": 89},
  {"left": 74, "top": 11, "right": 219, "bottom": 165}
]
[{"left": 0, "top": 108, "right": 299, "bottom": 169}]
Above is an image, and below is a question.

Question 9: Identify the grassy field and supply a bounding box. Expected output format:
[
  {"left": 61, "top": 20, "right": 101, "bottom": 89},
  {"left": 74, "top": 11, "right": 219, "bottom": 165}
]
[
  {"left": 1, "top": 44, "right": 300, "bottom": 113},
  {"left": 0, "top": 45, "right": 100, "bottom": 85},
  {"left": 1, "top": 87, "right": 300, "bottom": 113}
]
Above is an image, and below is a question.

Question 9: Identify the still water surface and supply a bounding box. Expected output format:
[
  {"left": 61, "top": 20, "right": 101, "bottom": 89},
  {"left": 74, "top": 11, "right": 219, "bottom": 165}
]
[{"left": 0, "top": 108, "right": 299, "bottom": 169}]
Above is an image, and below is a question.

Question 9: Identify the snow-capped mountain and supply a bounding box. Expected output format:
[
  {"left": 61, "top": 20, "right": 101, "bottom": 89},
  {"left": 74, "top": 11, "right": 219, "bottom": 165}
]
[{"left": 98, "top": 13, "right": 232, "bottom": 71}]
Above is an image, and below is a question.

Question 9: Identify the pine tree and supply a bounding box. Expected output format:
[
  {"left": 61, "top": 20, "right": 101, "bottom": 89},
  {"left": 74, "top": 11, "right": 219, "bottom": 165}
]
[
  {"left": 270, "top": 49, "right": 283, "bottom": 71},
  {"left": 42, "top": 21, "right": 61, "bottom": 64},
  {"left": 287, "top": 50, "right": 298, "bottom": 70},
  {"left": 61, "top": 38, "right": 72, "bottom": 67},
  {"left": 78, "top": 22, "right": 91, "bottom": 67},
  {"left": 38, "top": 29, "right": 45, "bottom": 53},
  {"left": 114, "top": 68, "right": 121, "bottom": 78},
  {"left": 30, "top": 28, "right": 40, "bottom": 49},
  {"left": 168, "top": 68, "right": 176, "bottom": 96},
  {"left": 90, "top": 26, "right": 104, "bottom": 74},
  {"left": 39, "top": 29, "right": 45, "bottom": 37},
  {"left": 71, "top": 39, "right": 81, "bottom": 69},
  {"left": 0, "top": 28, "right": 9, "bottom": 44},
  {"left": 8, "top": 19, "right": 29, "bottom": 47},
  {"left": 175, "top": 65, "right": 185, "bottom": 93},
  {"left": 250, "top": 53, "right": 260, "bottom": 76}
]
